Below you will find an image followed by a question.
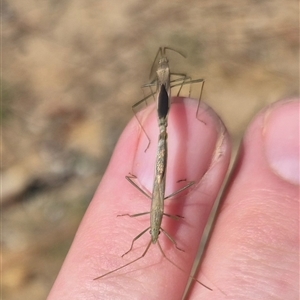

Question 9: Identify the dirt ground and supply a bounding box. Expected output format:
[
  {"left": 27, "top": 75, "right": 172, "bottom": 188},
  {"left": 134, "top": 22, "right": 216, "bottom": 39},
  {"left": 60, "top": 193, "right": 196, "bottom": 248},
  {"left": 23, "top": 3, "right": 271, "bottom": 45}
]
[{"left": 2, "top": 0, "right": 298, "bottom": 299}]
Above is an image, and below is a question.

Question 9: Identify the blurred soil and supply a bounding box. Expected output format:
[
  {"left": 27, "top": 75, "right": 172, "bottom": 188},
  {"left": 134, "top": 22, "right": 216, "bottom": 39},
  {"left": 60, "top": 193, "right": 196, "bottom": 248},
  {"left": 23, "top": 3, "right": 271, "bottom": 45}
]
[{"left": 2, "top": 0, "right": 298, "bottom": 299}]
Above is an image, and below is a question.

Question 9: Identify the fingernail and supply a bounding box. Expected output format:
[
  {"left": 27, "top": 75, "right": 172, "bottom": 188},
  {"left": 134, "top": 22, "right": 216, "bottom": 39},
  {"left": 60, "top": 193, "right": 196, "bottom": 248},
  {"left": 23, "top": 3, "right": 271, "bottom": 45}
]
[
  {"left": 133, "top": 99, "right": 222, "bottom": 194},
  {"left": 264, "top": 99, "right": 299, "bottom": 185}
]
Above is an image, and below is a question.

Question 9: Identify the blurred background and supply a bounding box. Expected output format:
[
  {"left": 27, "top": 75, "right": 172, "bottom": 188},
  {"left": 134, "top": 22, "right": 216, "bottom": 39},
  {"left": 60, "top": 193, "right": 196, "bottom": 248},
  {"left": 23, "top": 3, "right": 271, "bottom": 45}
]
[{"left": 2, "top": 0, "right": 298, "bottom": 299}]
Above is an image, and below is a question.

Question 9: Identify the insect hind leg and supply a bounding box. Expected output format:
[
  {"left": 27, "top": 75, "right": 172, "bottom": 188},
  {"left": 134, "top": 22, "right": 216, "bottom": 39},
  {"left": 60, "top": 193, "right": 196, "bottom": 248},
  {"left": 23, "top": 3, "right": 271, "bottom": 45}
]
[{"left": 121, "top": 226, "right": 150, "bottom": 257}]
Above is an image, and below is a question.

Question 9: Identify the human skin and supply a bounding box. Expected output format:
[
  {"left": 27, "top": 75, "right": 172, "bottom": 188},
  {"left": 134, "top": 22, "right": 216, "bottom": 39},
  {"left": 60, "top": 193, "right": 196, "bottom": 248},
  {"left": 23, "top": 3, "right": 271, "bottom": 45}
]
[{"left": 48, "top": 98, "right": 299, "bottom": 300}]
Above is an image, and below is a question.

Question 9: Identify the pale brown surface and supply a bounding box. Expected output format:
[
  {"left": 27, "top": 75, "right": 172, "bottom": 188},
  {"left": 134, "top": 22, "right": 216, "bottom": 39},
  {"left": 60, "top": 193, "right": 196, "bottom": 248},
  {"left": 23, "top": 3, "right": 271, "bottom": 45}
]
[{"left": 2, "top": 1, "right": 298, "bottom": 299}]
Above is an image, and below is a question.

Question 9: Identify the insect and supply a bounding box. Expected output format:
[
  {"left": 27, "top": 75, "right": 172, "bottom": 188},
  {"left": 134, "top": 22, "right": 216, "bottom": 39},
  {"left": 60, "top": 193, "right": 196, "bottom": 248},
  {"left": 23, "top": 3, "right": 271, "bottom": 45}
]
[{"left": 94, "top": 47, "right": 211, "bottom": 290}]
